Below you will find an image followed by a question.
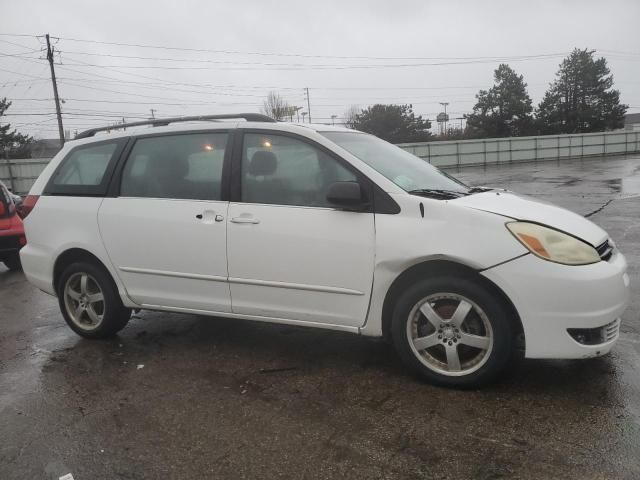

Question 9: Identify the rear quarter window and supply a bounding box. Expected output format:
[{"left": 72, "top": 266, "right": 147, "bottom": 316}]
[{"left": 44, "top": 139, "right": 127, "bottom": 196}]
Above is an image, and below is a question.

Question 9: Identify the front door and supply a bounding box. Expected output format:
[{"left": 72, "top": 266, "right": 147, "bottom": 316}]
[
  {"left": 99, "top": 131, "right": 231, "bottom": 312},
  {"left": 227, "top": 131, "right": 375, "bottom": 327}
]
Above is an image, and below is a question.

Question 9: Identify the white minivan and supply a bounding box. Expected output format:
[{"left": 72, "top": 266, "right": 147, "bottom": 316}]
[{"left": 20, "top": 114, "right": 630, "bottom": 387}]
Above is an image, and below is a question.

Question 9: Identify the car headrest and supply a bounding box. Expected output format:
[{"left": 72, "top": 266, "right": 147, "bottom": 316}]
[{"left": 248, "top": 150, "right": 277, "bottom": 176}]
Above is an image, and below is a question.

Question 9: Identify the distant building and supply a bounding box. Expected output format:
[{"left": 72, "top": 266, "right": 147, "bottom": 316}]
[
  {"left": 624, "top": 113, "right": 640, "bottom": 132},
  {"left": 30, "top": 139, "right": 62, "bottom": 158}
]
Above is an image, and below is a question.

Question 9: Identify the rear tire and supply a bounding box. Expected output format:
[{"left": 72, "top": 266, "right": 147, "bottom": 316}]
[
  {"left": 57, "top": 261, "right": 131, "bottom": 338},
  {"left": 3, "top": 253, "right": 22, "bottom": 271},
  {"left": 391, "top": 274, "right": 514, "bottom": 388}
]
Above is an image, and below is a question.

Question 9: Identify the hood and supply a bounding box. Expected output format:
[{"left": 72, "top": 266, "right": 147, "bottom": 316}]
[{"left": 451, "top": 191, "right": 608, "bottom": 247}]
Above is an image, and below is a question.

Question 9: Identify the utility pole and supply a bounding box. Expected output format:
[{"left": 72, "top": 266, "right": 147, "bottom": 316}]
[
  {"left": 304, "top": 88, "right": 312, "bottom": 123},
  {"left": 45, "top": 34, "right": 65, "bottom": 146},
  {"left": 439, "top": 102, "right": 449, "bottom": 135}
]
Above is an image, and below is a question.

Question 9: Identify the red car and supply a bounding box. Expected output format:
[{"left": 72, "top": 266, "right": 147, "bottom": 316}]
[{"left": 0, "top": 181, "right": 26, "bottom": 271}]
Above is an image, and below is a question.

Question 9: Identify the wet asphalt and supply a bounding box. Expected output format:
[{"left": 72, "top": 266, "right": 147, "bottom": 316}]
[{"left": 1, "top": 154, "right": 639, "bottom": 480}]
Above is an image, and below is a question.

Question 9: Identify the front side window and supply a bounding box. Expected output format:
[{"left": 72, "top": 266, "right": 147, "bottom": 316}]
[
  {"left": 321, "top": 131, "right": 469, "bottom": 194},
  {"left": 51, "top": 142, "right": 118, "bottom": 187},
  {"left": 241, "top": 133, "right": 356, "bottom": 207},
  {"left": 120, "top": 132, "right": 228, "bottom": 201}
]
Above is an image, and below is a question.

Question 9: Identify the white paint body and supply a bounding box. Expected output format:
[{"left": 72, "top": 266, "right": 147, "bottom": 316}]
[{"left": 21, "top": 121, "right": 630, "bottom": 359}]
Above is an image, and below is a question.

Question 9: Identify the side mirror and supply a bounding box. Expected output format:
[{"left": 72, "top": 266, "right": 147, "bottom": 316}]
[
  {"left": 0, "top": 202, "right": 5, "bottom": 217},
  {"left": 326, "top": 181, "right": 368, "bottom": 210}
]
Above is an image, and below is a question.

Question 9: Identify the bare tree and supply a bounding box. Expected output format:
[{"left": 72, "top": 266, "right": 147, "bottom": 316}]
[
  {"left": 343, "top": 105, "right": 361, "bottom": 129},
  {"left": 261, "top": 91, "right": 290, "bottom": 120}
]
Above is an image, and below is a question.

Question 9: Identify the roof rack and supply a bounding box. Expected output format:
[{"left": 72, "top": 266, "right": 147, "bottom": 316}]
[{"left": 75, "top": 113, "right": 276, "bottom": 139}]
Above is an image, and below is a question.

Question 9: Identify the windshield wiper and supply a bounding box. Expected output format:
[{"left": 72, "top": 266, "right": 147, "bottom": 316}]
[
  {"left": 468, "top": 186, "right": 493, "bottom": 194},
  {"left": 407, "top": 188, "right": 468, "bottom": 199}
]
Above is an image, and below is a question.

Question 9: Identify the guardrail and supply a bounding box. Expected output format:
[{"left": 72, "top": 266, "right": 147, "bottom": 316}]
[{"left": 398, "top": 130, "right": 640, "bottom": 168}]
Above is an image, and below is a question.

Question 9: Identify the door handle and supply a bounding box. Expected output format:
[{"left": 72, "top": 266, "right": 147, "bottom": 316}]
[
  {"left": 231, "top": 216, "right": 260, "bottom": 224},
  {"left": 195, "top": 211, "right": 222, "bottom": 223}
]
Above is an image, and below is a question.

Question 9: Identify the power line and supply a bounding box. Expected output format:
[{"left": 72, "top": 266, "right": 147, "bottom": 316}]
[
  {"left": 3, "top": 32, "right": 640, "bottom": 65},
  {"left": 55, "top": 79, "right": 260, "bottom": 105},
  {"left": 6, "top": 112, "right": 149, "bottom": 119},
  {"left": 7, "top": 95, "right": 477, "bottom": 104},
  {"left": 0, "top": 79, "right": 49, "bottom": 86},
  {"left": 6, "top": 97, "right": 230, "bottom": 106},
  {"left": 56, "top": 55, "right": 569, "bottom": 71},
  {"left": 55, "top": 64, "right": 271, "bottom": 97},
  {"left": 0, "top": 49, "right": 41, "bottom": 57},
  {"left": 0, "top": 37, "right": 41, "bottom": 50},
  {"left": 56, "top": 51, "right": 569, "bottom": 69},
  {"left": 0, "top": 66, "right": 48, "bottom": 79},
  {"left": 37, "top": 34, "right": 571, "bottom": 62},
  {"left": 62, "top": 48, "right": 542, "bottom": 66},
  {"left": 0, "top": 33, "right": 40, "bottom": 38}
]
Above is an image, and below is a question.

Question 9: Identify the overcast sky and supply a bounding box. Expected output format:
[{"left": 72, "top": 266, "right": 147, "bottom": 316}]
[{"left": 1, "top": 0, "right": 639, "bottom": 139}]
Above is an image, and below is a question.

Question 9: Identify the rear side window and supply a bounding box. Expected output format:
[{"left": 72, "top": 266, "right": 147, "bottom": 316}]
[
  {"left": 44, "top": 139, "right": 125, "bottom": 196},
  {"left": 120, "top": 133, "right": 228, "bottom": 201}
]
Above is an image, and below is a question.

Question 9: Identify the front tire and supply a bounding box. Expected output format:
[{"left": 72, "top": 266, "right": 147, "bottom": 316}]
[
  {"left": 57, "top": 261, "right": 131, "bottom": 338},
  {"left": 391, "top": 275, "right": 514, "bottom": 388}
]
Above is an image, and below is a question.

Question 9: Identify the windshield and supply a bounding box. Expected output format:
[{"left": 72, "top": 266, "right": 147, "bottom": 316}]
[{"left": 321, "top": 131, "right": 469, "bottom": 195}]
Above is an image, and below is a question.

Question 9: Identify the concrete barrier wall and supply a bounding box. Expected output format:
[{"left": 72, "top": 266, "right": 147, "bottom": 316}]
[
  {"left": 398, "top": 130, "right": 640, "bottom": 168},
  {"left": 0, "top": 158, "right": 51, "bottom": 195}
]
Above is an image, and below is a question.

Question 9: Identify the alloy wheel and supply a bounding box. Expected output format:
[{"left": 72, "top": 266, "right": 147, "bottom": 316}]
[
  {"left": 63, "top": 272, "right": 105, "bottom": 331},
  {"left": 406, "top": 293, "right": 494, "bottom": 376}
]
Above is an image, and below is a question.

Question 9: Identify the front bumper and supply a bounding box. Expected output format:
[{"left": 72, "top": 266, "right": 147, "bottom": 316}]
[{"left": 481, "top": 251, "right": 629, "bottom": 359}]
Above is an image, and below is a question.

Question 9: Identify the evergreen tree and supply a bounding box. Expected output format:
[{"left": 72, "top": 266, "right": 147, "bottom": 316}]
[
  {"left": 536, "top": 49, "right": 627, "bottom": 133},
  {"left": 351, "top": 104, "right": 431, "bottom": 143},
  {"left": 465, "top": 64, "right": 534, "bottom": 138},
  {"left": 0, "top": 98, "right": 33, "bottom": 158}
]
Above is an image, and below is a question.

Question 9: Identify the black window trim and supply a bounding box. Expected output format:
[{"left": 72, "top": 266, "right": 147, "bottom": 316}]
[
  {"left": 106, "top": 128, "right": 235, "bottom": 201},
  {"left": 43, "top": 138, "right": 128, "bottom": 197},
  {"left": 231, "top": 128, "right": 399, "bottom": 214}
]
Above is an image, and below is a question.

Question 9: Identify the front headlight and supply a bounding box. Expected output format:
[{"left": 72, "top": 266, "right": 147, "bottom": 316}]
[{"left": 506, "top": 222, "right": 600, "bottom": 265}]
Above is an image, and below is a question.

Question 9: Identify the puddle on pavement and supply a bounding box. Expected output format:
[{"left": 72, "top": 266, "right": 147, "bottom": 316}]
[
  {"left": 604, "top": 178, "right": 622, "bottom": 193},
  {"left": 621, "top": 176, "right": 640, "bottom": 197}
]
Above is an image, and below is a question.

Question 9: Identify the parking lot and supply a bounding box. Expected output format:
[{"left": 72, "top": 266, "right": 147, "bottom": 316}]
[{"left": 1, "top": 154, "right": 639, "bottom": 480}]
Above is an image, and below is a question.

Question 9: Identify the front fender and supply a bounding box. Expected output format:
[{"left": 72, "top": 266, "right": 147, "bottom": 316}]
[{"left": 360, "top": 194, "right": 527, "bottom": 336}]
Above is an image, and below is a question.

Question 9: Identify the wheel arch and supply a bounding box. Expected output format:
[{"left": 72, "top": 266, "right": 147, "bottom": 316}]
[
  {"left": 381, "top": 259, "right": 524, "bottom": 344},
  {"left": 53, "top": 248, "right": 115, "bottom": 295}
]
